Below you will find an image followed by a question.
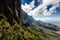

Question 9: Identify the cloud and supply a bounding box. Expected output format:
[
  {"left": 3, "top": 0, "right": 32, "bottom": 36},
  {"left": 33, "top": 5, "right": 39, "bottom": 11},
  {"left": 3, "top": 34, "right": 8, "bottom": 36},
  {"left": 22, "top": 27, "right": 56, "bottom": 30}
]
[
  {"left": 34, "top": 17, "right": 60, "bottom": 24},
  {"left": 21, "top": 0, "right": 35, "bottom": 15},
  {"left": 21, "top": 0, "right": 60, "bottom": 16},
  {"left": 33, "top": 17, "right": 52, "bottom": 21},
  {"left": 35, "top": 17, "right": 60, "bottom": 21}
]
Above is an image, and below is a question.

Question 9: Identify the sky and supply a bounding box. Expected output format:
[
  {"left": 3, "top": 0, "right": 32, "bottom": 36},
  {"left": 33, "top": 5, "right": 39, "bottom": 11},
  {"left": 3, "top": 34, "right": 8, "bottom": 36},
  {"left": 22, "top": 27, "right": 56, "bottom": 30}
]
[{"left": 21, "top": 0, "right": 60, "bottom": 25}]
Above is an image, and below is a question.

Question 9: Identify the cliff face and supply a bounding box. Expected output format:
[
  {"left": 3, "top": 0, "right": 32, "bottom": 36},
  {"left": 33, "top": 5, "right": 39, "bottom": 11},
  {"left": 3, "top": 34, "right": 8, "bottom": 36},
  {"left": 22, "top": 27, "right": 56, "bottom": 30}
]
[
  {"left": 21, "top": 10, "right": 35, "bottom": 25},
  {"left": 0, "top": 0, "right": 21, "bottom": 25}
]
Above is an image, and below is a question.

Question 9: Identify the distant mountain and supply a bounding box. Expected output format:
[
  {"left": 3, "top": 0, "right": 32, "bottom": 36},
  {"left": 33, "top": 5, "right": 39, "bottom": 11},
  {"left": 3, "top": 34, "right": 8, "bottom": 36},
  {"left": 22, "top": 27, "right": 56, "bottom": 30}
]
[
  {"left": 22, "top": 9, "right": 59, "bottom": 31},
  {"left": 21, "top": 9, "right": 35, "bottom": 26},
  {"left": 36, "top": 20, "right": 59, "bottom": 31}
]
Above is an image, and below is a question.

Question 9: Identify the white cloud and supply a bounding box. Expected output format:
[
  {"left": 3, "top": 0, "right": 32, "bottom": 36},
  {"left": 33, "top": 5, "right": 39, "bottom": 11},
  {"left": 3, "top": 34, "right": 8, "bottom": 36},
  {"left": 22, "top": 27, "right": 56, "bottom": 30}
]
[
  {"left": 34, "top": 17, "right": 52, "bottom": 21},
  {"left": 21, "top": 0, "right": 35, "bottom": 15},
  {"left": 21, "top": 0, "right": 60, "bottom": 16},
  {"left": 35, "top": 17, "right": 60, "bottom": 21},
  {"left": 34, "top": 17, "right": 60, "bottom": 24}
]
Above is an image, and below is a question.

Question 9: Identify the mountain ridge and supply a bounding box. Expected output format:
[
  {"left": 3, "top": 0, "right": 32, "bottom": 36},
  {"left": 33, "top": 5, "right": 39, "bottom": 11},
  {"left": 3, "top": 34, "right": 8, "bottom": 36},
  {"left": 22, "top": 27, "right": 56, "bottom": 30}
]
[{"left": 22, "top": 9, "right": 59, "bottom": 31}]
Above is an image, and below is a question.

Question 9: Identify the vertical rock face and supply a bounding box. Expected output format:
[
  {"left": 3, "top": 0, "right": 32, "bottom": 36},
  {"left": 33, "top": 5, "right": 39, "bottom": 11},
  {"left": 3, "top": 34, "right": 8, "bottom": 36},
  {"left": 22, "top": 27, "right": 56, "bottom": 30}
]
[
  {"left": 21, "top": 9, "right": 35, "bottom": 25},
  {"left": 0, "top": 0, "right": 22, "bottom": 25},
  {"left": 21, "top": 10, "right": 28, "bottom": 24}
]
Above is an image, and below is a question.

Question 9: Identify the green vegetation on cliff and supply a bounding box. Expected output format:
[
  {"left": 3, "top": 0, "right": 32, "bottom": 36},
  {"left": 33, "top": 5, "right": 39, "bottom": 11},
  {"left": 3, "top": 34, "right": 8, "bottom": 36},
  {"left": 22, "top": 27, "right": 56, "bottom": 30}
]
[{"left": 0, "top": 18, "right": 60, "bottom": 40}]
